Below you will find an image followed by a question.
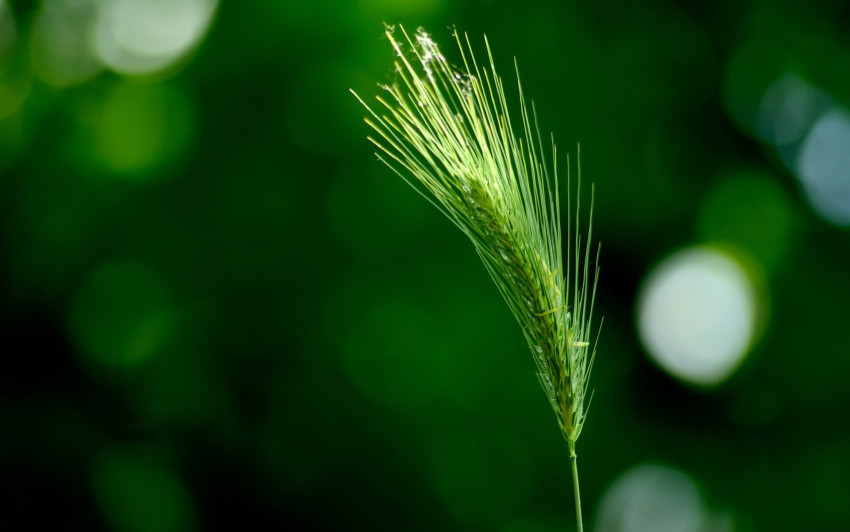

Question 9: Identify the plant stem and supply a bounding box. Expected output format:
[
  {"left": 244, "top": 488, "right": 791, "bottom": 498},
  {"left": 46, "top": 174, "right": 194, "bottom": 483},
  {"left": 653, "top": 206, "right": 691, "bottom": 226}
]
[{"left": 569, "top": 441, "right": 584, "bottom": 532}]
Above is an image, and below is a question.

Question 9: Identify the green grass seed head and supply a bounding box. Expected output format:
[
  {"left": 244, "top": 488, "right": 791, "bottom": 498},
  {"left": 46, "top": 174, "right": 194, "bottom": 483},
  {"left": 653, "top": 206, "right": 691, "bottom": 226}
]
[{"left": 352, "top": 24, "right": 599, "bottom": 445}]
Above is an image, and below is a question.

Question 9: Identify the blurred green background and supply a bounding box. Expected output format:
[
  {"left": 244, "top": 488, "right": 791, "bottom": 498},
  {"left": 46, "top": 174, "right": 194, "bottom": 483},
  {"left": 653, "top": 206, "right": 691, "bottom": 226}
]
[{"left": 2, "top": 0, "right": 850, "bottom": 530}]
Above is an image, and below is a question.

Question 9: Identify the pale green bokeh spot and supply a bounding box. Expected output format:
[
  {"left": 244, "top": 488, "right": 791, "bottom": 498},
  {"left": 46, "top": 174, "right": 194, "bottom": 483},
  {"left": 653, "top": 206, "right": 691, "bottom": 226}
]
[
  {"left": 0, "top": 45, "right": 32, "bottom": 121},
  {"left": 93, "top": 446, "right": 197, "bottom": 532},
  {"left": 70, "top": 259, "right": 174, "bottom": 370},
  {"left": 698, "top": 171, "right": 792, "bottom": 274},
  {"left": 29, "top": 0, "right": 103, "bottom": 88},
  {"left": 93, "top": 82, "right": 193, "bottom": 180}
]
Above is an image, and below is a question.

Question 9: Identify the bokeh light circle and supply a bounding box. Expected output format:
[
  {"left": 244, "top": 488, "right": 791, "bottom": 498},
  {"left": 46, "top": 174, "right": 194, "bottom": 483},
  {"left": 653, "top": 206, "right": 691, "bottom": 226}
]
[
  {"left": 595, "top": 464, "right": 727, "bottom": 532},
  {"left": 29, "top": 0, "right": 103, "bottom": 88},
  {"left": 94, "top": 0, "right": 218, "bottom": 75},
  {"left": 796, "top": 108, "right": 850, "bottom": 227},
  {"left": 697, "top": 171, "right": 792, "bottom": 274},
  {"left": 0, "top": 4, "right": 31, "bottom": 123},
  {"left": 66, "top": 81, "right": 194, "bottom": 181},
  {"left": 757, "top": 74, "right": 831, "bottom": 147},
  {"left": 637, "top": 247, "right": 759, "bottom": 386},
  {"left": 93, "top": 446, "right": 197, "bottom": 532}
]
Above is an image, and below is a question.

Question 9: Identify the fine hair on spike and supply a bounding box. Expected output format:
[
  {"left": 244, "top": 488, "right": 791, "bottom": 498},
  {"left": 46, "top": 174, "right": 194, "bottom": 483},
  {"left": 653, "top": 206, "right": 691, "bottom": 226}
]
[{"left": 352, "top": 24, "right": 600, "bottom": 532}]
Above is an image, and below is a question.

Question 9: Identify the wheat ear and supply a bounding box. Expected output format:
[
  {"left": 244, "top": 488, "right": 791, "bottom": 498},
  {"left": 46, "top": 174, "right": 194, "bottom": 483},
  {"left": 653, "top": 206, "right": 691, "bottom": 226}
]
[{"left": 352, "top": 25, "right": 599, "bottom": 530}]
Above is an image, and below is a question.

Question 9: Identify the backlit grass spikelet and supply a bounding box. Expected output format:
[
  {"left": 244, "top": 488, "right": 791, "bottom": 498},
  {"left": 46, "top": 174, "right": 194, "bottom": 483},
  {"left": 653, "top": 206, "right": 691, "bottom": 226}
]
[{"left": 352, "top": 25, "right": 600, "bottom": 530}]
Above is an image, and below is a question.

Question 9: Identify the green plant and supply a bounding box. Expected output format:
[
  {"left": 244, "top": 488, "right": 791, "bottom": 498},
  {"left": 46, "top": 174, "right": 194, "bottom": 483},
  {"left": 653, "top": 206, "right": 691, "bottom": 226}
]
[{"left": 352, "top": 25, "right": 599, "bottom": 531}]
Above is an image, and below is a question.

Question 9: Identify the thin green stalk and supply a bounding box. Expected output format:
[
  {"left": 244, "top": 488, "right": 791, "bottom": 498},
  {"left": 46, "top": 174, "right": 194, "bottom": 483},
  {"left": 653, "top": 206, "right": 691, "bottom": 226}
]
[{"left": 569, "top": 441, "right": 584, "bottom": 532}]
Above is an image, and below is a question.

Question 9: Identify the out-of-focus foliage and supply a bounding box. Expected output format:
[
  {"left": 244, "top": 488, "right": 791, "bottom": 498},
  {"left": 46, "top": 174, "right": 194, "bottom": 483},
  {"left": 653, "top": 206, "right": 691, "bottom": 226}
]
[{"left": 1, "top": 0, "right": 849, "bottom": 530}]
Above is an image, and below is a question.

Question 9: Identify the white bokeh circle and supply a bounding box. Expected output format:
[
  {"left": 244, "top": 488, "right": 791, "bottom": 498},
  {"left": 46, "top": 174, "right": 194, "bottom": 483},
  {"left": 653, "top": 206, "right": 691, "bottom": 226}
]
[{"left": 637, "top": 247, "right": 758, "bottom": 386}]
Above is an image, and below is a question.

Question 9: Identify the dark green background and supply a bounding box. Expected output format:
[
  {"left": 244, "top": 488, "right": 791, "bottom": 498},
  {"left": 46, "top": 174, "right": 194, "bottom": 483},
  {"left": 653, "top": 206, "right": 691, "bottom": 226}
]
[{"left": 2, "top": 0, "right": 849, "bottom": 530}]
